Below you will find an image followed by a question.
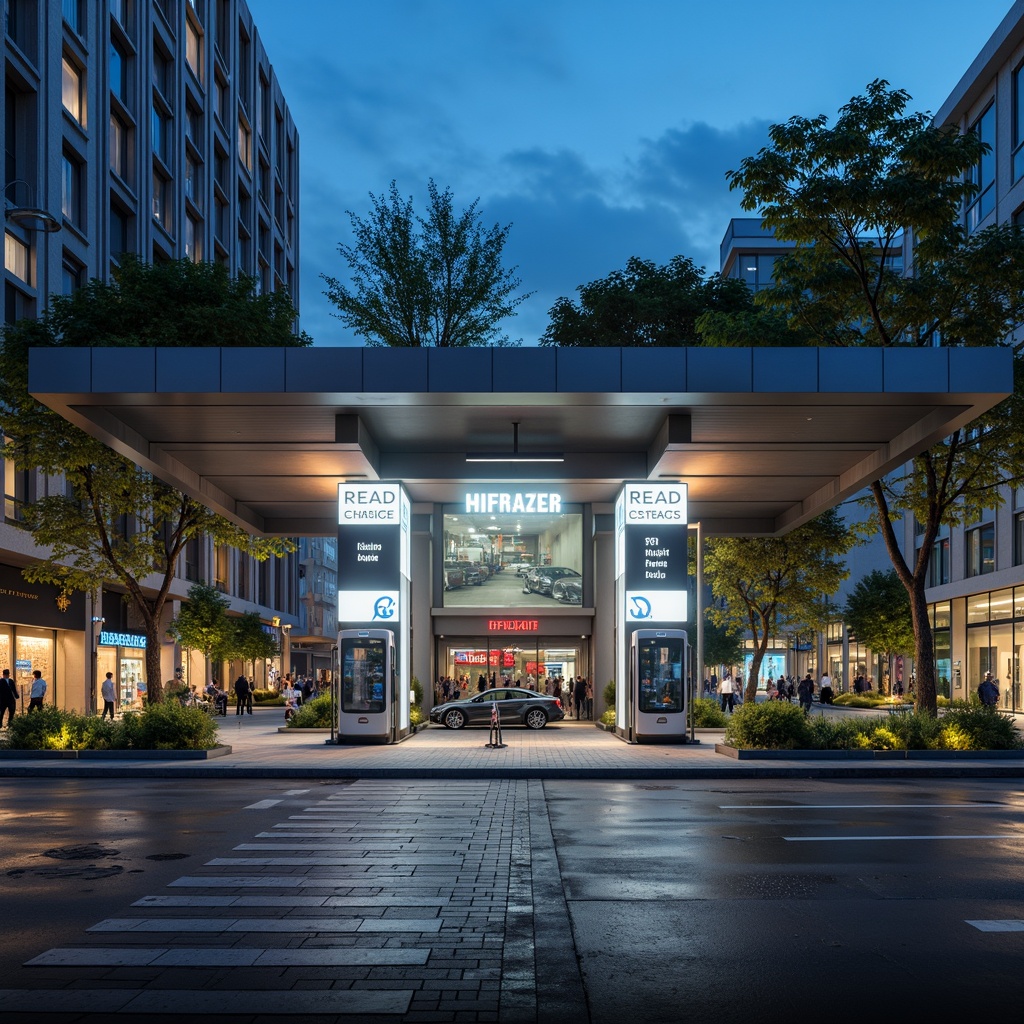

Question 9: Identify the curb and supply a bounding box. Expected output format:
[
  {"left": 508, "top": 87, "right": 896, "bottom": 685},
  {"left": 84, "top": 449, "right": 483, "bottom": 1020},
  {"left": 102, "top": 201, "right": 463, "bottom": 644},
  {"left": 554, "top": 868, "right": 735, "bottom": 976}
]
[
  {"left": 715, "top": 743, "right": 1024, "bottom": 760},
  {"left": 0, "top": 745, "right": 232, "bottom": 761}
]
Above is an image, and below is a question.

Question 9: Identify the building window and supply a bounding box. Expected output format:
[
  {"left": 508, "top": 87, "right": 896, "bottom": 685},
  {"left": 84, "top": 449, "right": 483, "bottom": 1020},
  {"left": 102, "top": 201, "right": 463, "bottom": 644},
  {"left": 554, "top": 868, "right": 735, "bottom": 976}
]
[
  {"left": 3, "top": 446, "right": 31, "bottom": 522},
  {"left": 62, "top": 0, "right": 81, "bottom": 34},
  {"left": 110, "top": 0, "right": 129, "bottom": 29},
  {"left": 109, "top": 113, "right": 129, "bottom": 181},
  {"left": 185, "top": 153, "right": 201, "bottom": 207},
  {"left": 185, "top": 18, "right": 202, "bottom": 82},
  {"left": 966, "top": 522, "right": 996, "bottom": 577},
  {"left": 152, "top": 171, "right": 170, "bottom": 227},
  {"left": 929, "top": 538, "right": 950, "bottom": 587},
  {"left": 214, "top": 196, "right": 228, "bottom": 242},
  {"left": 214, "top": 72, "right": 228, "bottom": 125},
  {"left": 110, "top": 41, "right": 128, "bottom": 103},
  {"left": 62, "top": 55, "right": 83, "bottom": 125},
  {"left": 61, "top": 152, "right": 81, "bottom": 224},
  {"left": 238, "top": 119, "right": 251, "bottom": 170},
  {"left": 151, "top": 106, "right": 169, "bottom": 163},
  {"left": 1015, "top": 512, "right": 1024, "bottom": 566},
  {"left": 152, "top": 45, "right": 171, "bottom": 99},
  {"left": 109, "top": 202, "right": 131, "bottom": 260},
  {"left": 185, "top": 213, "right": 201, "bottom": 262},
  {"left": 61, "top": 254, "right": 84, "bottom": 294},
  {"left": 1015, "top": 64, "right": 1024, "bottom": 183},
  {"left": 967, "top": 104, "right": 996, "bottom": 232},
  {"left": 736, "top": 253, "right": 776, "bottom": 291},
  {"left": 214, "top": 543, "right": 229, "bottom": 591},
  {"left": 183, "top": 535, "right": 201, "bottom": 581},
  {"left": 185, "top": 104, "right": 202, "bottom": 150},
  {"left": 4, "top": 232, "right": 30, "bottom": 285}
]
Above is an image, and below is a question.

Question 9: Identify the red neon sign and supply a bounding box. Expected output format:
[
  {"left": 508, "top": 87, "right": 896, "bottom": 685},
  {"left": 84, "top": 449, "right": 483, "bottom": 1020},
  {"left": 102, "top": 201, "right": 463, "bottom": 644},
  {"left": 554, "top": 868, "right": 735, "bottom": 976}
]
[{"left": 487, "top": 619, "right": 539, "bottom": 632}]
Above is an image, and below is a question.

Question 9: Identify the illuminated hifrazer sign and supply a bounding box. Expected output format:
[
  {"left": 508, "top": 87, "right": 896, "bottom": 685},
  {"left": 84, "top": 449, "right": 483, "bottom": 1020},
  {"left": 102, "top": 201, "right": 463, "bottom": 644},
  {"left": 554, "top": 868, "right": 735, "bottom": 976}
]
[{"left": 464, "top": 492, "right": 562, "bottom": 514}]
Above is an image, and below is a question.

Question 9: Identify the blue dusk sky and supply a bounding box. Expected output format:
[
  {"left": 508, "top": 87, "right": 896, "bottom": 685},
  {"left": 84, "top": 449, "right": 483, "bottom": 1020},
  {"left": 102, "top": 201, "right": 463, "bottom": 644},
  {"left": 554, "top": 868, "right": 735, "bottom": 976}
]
[{"left": 246, "top": 0, "right": 1014, "bottom": 346}]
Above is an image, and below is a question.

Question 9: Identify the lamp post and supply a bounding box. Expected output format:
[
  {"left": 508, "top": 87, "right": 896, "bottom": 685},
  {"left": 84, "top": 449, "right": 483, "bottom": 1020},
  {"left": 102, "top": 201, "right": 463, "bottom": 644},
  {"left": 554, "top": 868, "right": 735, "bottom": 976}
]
[{"left": 281, "top": 623, "right": 292, "bottom": 688}]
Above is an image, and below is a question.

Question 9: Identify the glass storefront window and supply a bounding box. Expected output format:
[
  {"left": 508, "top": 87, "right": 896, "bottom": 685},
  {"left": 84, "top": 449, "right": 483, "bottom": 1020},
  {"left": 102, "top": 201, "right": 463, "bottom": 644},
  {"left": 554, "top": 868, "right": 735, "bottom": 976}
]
[
  {"left": 437, "top": 638, "right": 583, "bottom": 699},
  {"left": 15, "top": 627, "right": 56, "bottom": 709},
  {"left": 932, "top": 601, "right": 951, "bottom": 631},
  {"left": 989, "top": 623, "right": 1013, "bottom": 710},
  {"left": 966, "top": 593, "right": 989, "bottom": 624},
  {"left": 934, "top": 628, "right": 952, "bottom": 700},
  {"left": 441, "top": 508, "right": 583, "bottom": 609},
  {"left": 990, "top": 589, "right": 1013, "bottom": 622}
]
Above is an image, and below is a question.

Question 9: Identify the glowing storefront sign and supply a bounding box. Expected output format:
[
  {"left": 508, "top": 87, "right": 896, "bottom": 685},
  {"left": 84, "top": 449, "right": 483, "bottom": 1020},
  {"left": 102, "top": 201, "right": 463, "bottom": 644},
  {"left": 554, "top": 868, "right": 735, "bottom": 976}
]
[
  {"left": 464, "top": 492, "right": 562, "bottom": 514},
  {"left": 99, "top": 630, "right": 147, "bottom": 649},
  {"left": 487, "top": 619, "right": 539, "bottom": 632}
]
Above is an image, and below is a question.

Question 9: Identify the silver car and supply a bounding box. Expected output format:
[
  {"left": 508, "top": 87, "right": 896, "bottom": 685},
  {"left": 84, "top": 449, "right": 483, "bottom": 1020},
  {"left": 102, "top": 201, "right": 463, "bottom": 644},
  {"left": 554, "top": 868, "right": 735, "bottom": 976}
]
[{"left": 429, "top": 688, "right": 565, "bottom": 730}]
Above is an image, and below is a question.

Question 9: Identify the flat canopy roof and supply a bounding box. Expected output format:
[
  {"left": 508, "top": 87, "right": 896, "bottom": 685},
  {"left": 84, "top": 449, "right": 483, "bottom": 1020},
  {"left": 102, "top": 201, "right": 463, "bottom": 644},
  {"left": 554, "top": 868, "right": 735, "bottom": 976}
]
[{"left": 30, "top": 345, "right": 1011, "bottom": 537}]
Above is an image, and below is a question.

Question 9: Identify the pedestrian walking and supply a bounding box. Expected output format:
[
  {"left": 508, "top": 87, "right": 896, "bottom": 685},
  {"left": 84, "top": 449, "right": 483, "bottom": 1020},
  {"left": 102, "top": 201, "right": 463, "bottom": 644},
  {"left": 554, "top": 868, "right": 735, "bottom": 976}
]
[
  {"left": 719, "top": 674, "right": 736, "bottom": 714},
  {"left": 574, "top": 678, "right": 585, "bottom": 720},
  {"left": 100, "top": 671, "right": 117, "bottom": 720},
  {"left": 797, "top": 673, "right": 815, "bottom": 714},
  {"left": 0, "top": 668, "right": 18, "bottom": 727},
  {"left": 978, "top": 671, "right": 999, "bottom": 708},
  {"left": 27, "top": 670, "right": 46, "bottom": 712},
  {"left": 234, "top": 674, "right": 252, "bottom": 715}
]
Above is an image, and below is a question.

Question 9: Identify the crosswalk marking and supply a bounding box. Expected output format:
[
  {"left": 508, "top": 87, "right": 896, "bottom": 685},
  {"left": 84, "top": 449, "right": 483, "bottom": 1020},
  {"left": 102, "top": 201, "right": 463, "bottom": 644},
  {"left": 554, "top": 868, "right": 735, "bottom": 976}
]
[
  {"left": 243, "top": 798, "right": 282, "bottom": 809},
  {"left": 966, "top": 920, "right": 1024, "bottom": 931},
  {"left": 26, "top": 947, "right": 431, "bottom": 967},
  {"left": 88, "top": 916, "right": 444, "bottom": 933}
]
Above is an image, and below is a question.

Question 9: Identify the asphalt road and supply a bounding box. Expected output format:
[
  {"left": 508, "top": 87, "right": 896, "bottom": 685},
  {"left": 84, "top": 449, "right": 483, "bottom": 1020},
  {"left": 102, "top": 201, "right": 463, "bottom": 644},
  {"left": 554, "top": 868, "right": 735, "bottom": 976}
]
[{"left": 0, "top": 777, "right": 1021, "bottom": 1022}]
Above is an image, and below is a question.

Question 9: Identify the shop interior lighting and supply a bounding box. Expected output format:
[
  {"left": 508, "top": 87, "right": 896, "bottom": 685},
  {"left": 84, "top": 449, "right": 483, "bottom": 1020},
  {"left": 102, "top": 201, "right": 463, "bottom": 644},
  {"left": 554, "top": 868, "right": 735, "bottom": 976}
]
[{"left": 465, "top": 421, "right": 563, "bottom": 463}]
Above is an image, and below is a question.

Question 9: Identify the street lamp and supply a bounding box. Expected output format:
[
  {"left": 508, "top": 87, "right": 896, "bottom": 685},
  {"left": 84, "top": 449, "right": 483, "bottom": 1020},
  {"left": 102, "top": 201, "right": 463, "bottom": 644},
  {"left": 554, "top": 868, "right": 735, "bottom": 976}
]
[{"left": 4, "top": 180, "right": 61, "bottom": 233}]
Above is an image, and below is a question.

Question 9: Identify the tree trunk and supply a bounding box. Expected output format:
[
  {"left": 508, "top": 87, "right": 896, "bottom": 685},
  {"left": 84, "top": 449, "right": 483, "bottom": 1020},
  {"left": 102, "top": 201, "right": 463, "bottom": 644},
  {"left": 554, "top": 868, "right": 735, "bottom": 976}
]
[
  {"left": 144, "top": 620, "right": 164, "bottom": 704},
  {"left": 908, "top": 572, "right": 937, "bottom": 715},
  {"left": 745, "top": 625, "right": 771, "bottom": 705}
]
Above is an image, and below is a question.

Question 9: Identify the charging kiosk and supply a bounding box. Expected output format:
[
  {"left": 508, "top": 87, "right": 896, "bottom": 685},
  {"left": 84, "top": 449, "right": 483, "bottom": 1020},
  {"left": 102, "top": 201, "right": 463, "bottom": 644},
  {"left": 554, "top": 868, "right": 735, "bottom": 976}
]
[
  {"left": 631, "top": 628, "right": 689, "bottom": 742},
  {"left": 337, "top": 628, "right": 396, "bottom": 743}
]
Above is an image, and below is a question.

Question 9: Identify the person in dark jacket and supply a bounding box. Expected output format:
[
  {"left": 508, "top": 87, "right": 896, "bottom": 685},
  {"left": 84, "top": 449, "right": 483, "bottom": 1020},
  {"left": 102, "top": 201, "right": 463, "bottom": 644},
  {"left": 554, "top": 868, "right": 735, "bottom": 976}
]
[
  {"left": 234, "top": 674, "right": 252, "bottom": 715},
  {"left": 978, "top": 672, "right": 999, "bottom": 708},
  {"left": 797, "top": 673, "right": 815, "bottom": 714}
]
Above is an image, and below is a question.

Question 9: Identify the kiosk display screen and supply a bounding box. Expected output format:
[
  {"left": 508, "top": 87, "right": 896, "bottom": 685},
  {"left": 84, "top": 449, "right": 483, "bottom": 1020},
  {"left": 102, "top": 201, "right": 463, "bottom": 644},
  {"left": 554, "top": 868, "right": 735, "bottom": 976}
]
[
  {"left": 636, "top": 636, "right": 683, "bottom": 714},
  {"left": 341, "top": 637, "right": 387, "bottom": 714}
]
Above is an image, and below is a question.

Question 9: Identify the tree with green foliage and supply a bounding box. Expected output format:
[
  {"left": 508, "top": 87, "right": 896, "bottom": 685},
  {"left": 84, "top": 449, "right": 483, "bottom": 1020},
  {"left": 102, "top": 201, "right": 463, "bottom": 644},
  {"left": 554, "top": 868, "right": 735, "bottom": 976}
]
[
  {"left": 843, "top": 569, "right": 915, "bottom": 695},
  {"left": 0, "top": 258, "right": 303, "bottom": 702},
  {"left": 541, "top": 255, "right": 755, "bottom": 347},
  {"left": 723, "top": 79, "right": 1024, "bottom": 715},
  {"left": 704, "top": 510, "right": 854, "bottom": 704},
  {"left": 228, "top": 611, "right": 280, "bottom": 678},
  {"left": 702, "top": 616, "right": 745, "bottom": 675},
  {"left": 322, "top": 180, "right": 531, "bottom": 347},
  {"left": 166, "top": 582, "right": 232, "bottom": 687}
]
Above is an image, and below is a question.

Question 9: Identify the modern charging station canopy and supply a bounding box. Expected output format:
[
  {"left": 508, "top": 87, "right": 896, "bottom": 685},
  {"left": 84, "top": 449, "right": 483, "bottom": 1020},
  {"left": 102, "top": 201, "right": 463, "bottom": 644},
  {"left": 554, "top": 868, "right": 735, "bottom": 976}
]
[{"left": 29, "top": 345, "right": 1011, "bottom": 537}]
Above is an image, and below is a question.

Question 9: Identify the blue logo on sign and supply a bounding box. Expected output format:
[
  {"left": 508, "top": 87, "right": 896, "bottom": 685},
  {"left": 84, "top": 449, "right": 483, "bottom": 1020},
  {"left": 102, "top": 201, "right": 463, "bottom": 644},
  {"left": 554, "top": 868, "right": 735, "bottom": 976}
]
[
  {"left": 373, "top": 596, "right": 396, "bottom": 620},
  {"left": 629, "top": 596, "right": 652, "bottom": 619}
]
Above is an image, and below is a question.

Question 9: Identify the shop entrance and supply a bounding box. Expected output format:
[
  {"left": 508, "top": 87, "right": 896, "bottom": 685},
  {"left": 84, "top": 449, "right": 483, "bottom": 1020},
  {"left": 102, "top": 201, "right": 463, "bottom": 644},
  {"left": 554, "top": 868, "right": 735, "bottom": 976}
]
[{"left": 435, "top": 635, "right": 590, "bottom": 716}]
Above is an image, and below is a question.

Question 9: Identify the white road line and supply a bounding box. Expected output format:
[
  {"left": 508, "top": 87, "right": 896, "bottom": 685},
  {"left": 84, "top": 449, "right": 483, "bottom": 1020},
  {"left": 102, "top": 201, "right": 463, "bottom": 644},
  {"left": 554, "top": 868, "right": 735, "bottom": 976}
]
[
  {"left": 0, "top": 989, "right": 412, "bottom": 1015},
  {"left": 721, "top": 803, "right": 1005, "bottom": 810},
  {"left": 966, "top": 920, "right": 1024, "bottom": 931},
  {"left": 282, "top": 789, "right": 310, "bottom": 796},
  {"left": 243, "top": 798, "right": 282, "bottom": 810},
  {"left": 26, "top": 947, "right": 431, "bottom": 967},
  {"left": 783, "top": 834, "right": 1022, "bottom": 842},
  {"left": 87, "top": 917, "right": 444, "bottom": 933}
]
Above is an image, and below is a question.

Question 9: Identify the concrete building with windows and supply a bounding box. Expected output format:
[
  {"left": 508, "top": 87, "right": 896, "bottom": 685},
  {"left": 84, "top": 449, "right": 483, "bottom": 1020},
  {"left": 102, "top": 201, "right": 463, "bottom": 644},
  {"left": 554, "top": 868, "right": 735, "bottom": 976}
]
[
  {"left": 2, "top": 0, "right": 302, "bottom": 712},
  {"left": 912, "top": 0, "right": 1024, "bottom": 710}
]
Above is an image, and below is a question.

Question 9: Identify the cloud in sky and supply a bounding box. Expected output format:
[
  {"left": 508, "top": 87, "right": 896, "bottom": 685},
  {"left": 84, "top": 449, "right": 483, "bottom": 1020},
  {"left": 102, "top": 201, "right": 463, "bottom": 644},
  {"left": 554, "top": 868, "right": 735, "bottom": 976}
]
[{"left": 245, "top": 0, "right": 1015, "bottom": 346}]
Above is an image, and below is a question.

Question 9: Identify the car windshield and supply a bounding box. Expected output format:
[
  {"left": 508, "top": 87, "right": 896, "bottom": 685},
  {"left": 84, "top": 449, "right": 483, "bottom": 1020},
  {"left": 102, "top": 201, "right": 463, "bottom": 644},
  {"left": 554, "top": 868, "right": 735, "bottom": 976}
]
[{"left": 547, "top": 568, "right": 578, "bottom": 579}]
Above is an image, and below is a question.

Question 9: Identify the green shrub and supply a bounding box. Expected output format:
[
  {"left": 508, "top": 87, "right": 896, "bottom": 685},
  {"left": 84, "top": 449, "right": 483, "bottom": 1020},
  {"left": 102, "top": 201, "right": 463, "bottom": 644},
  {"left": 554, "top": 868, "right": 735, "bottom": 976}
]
[
  {"left": 936, "top": 699, "right": 1023, "bottom": 751},
  {"left": 603, "top": 680, "right": 616, "bottom": 710},
  {"left": 410, "top": 704, "right": 424, "bottom": 727},
  {"left": 122, "top": 701, "right": 219, "bottom": 749},
  {"left": 807, "top": 716, "right": 866, "bottom": 750},
  {"left": 691, "top": 697, "right": 727, "bottom": 728},
  {"left": 252, "top": 688, "right": 284, "bottom": 704},
  {"left": 4, "top": 702, "right": 218, "bottom": 750},
  {"left": 600, "top": 708, "right": 615, "bottom": 727},
  {"left": 724, "top": 701, "right": 813, "bottom": 749},
  {"left": 411, "top": 676, "right": 424, "bottom": 707},
  {"left": 286, "top": 693, "right": 333, "bottom": 728},
  {"left": 833, "top": 693, "right": 889, "bottom": 708}
]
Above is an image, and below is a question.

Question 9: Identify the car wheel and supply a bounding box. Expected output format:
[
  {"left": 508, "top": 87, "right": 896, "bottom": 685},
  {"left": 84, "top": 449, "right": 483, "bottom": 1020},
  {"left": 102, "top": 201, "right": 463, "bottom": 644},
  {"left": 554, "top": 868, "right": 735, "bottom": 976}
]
[
  {"left": 443, "top": 708, "right": 467, "bottom": 729},
  {"left": 525, "top": 708, "right": 548, "bottom": 729}
]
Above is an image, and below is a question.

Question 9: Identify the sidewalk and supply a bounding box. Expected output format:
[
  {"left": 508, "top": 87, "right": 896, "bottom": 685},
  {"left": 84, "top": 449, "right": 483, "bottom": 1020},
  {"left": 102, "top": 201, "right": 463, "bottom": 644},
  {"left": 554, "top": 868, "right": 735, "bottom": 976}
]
[{"left": 2, "top": 711, "right": 1023, "bottom": 779}]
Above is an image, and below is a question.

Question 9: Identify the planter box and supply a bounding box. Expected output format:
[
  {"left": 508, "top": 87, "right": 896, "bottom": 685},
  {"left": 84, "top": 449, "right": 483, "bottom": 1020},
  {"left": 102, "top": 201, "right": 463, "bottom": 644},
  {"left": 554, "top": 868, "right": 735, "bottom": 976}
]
[
  {"left": 0, "top": 745, "right": 231, "bottom": 760},
  {"left": 715, "top": 743, "right": 1024, "bottom": 760}
]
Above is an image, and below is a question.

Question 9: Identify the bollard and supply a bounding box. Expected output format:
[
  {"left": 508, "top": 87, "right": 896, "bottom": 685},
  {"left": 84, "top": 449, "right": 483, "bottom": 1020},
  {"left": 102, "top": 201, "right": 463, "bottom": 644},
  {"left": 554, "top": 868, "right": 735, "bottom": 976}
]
[{"left": 485, "top": 699, "right": 506, "bottom": 749}]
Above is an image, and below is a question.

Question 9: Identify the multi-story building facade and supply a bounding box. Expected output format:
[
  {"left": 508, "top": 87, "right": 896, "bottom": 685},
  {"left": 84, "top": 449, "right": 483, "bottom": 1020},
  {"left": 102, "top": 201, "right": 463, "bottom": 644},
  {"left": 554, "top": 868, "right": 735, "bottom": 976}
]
[
  {"left": 911, "top": 0, "right": 1024, "bottom": 711},
  {"left": 2, "top": 0, "right": 302, "bottom": 711}
]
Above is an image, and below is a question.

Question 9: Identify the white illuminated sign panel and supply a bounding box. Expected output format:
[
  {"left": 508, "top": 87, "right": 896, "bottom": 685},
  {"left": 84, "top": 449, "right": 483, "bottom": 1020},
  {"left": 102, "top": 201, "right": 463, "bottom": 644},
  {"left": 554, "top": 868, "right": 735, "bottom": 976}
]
[
  {"left": 617, "top": 482, "right": 689, "bottom": 625},
  {"left": 338, "top": 482, "right": 407, "bottom": 625}
]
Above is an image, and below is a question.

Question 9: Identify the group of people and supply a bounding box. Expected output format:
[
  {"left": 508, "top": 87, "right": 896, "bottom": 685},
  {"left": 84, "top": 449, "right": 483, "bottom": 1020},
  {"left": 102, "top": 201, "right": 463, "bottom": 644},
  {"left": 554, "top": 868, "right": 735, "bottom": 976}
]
[
  {"left": 712, "top": 670, "right": 834, "bottom": 715},
  {"left": 0, "top": 669, "right": 49, "bottom": 727}
]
